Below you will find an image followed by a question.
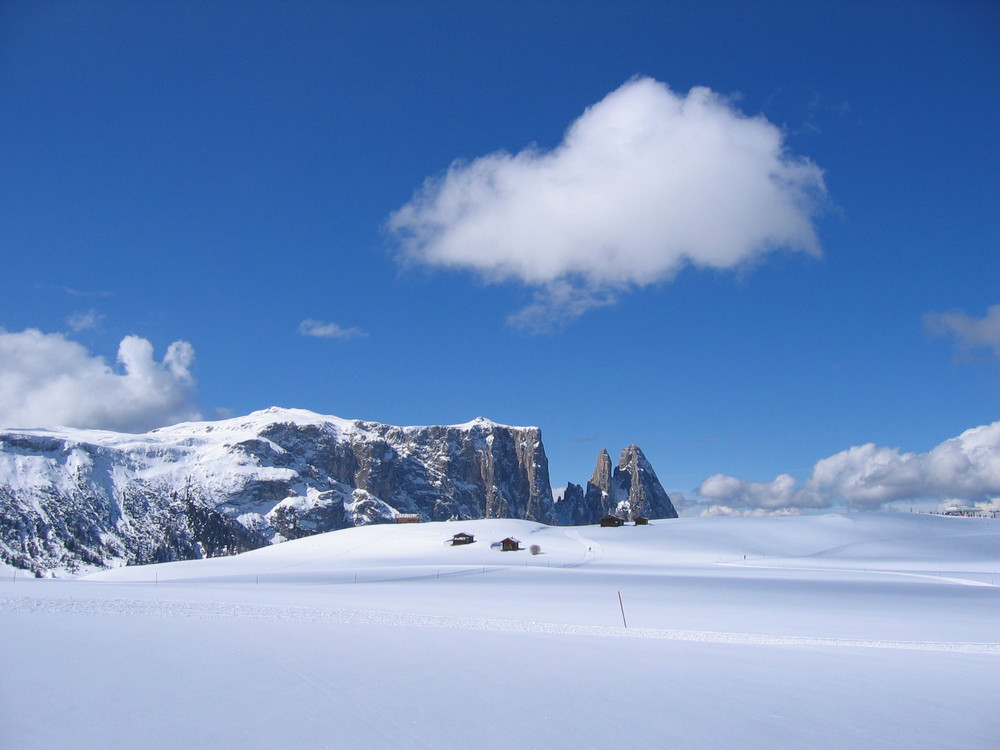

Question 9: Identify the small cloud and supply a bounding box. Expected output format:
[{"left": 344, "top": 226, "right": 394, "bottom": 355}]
[
  {"left": 389, "top": 77, "right": 827, "bottom": 331},
  {"left": 924, "top": 304, "right": 1000, "bottom": 357},
  {"left": 66, "top": 309, "right": 105, "bottom": 332},
  {"left": 0, "top": 328, "right": 200, "bottom": 432},
  {"left": 802, "top": 91, "right": 853, "bottom": 134},
  {"left": 505, "top": 281, "right": 617, "bottom": 334},
  {"left": 298, "top": 319, "right": 368, "bottom": 341}
]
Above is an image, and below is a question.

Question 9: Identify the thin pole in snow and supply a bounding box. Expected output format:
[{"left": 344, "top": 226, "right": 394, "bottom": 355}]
[{"left": 618, "top": 590, "right": 628, "bottom": 629}]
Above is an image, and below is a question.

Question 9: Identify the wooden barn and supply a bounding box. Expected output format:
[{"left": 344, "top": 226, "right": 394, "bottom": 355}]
[
  {"left": 634, "top": 516, "right": 649, "bottom": 526},
  {"left": 600, "top": 515, "right": 625, "bottom": 527},
  {"left": 395, "top": 514, "right": 422, "bottom": 524},
  {"left": 450, "top": 532, "right": 475, "bottom": 546},
  {"left": 500, "top": 537, "right": 521, "bottom": 551}
]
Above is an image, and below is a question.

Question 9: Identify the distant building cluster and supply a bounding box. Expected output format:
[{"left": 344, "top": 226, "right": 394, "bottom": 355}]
[
  {"left": 941, "top": 505, "right": 993, "bottom": 518},
  {"left": 914, "top": 506, "right": 996, "bottom": 519},
  {"left": 600, "top": 514, "right": 648, "bottom": 527}
]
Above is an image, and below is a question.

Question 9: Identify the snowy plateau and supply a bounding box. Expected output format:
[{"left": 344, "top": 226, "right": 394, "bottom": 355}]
[{"left": 2, "top": 512, "right": 998, "bottom": 749}]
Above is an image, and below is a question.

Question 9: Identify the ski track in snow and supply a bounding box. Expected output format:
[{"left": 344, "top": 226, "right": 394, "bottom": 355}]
[
  {"left": 5, "top": 594, "right": 999, "bottom": 656},
  {"left": 563, "top": 529, "right": 600, "bottom": 567},
  {"left": 716, "top": 561, "right": 997, "bottom": 587}
]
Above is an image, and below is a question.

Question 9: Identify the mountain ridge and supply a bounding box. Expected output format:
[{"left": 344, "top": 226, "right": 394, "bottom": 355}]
[{"left": 0, "top": 407, "right": 675, "bottom": 574}]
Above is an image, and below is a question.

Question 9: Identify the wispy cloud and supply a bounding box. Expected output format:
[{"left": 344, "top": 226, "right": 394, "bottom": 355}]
[
  {"left": 505, "top": 281, "right": 617, "bottom": 334},
  {"left": 0, "top": 328, "right": 200, "bottom": 432},
  {"left": 42, "top": 285, "right": 115, "bottom": 299},
  {"left": 697, "top": 421, "right": 1000, "bottom": 512},
  {"left": 298, "top": 319, "right": 368, "bottom": 340},
  {"left": 924, "top": 304, "right": 1000, "bottom": 357},
  {"left": 390, "top": 77, "right": 827, "bottom": 331},
  {"left": 66, "top": 309, "right": 105, "bottom": 332}
]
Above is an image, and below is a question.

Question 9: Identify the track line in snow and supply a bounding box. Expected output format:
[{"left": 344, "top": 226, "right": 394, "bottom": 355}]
[
  {"left": 563, "top": 529, "right": 600, "bottom": 568},
  {"left": 716, "top": 561, "right": 996, "bottom": 587},
  {"left": 4, "top": 595, "right": 999, "bottom": 656}
]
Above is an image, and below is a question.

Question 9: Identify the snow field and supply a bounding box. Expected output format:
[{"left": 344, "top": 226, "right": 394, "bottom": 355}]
[{"left": 2, "top": 512, "right": 998, "bottom": 749}]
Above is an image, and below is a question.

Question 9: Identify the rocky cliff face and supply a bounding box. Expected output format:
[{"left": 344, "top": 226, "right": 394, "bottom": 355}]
[
  {"left": 584, "top": 448, "right": 616, "bottom": 519},
  {"left": 0, "top": 409, "right": 554, "bottom": 574},
  {"left": 554, "top": 444, "right": 678, "bottom": 524},
  {"left": 613, "top": 444, "right": 679, "bottom": 521}
]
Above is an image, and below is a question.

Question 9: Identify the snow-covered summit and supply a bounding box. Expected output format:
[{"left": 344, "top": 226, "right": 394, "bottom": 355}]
[
  {"left": 449, "top": 415, "right": 533, "bottom": 431},
  {"left": 150, "top": 407, "right": 531, "bottom": 440},
  {"left": 149, "top": 406, "right": 360, "bottom": 438}
]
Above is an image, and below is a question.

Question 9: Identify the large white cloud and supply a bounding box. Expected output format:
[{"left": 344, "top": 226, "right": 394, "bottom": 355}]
[
  {"left": 0, "top": 329, "right": 201, "bottom": 433},
  {"left": 698, "top": 421, "right": 1000, "bottom": 511},
  {"left": 389, "top": 77, "right": 827, "bottom": 330}
]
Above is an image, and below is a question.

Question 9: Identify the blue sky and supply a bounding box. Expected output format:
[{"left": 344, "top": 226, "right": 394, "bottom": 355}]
[{"left": 2, "top": 1, "right": 998, "bottom": 514}]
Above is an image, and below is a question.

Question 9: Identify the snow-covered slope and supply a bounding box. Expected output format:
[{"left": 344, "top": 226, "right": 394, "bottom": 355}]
[
  {"left": 84, "top": 510, "right": 1000, "bottom": 593},
  {"left": 2, "top": 512, "right": 997, "bottom": 749}
]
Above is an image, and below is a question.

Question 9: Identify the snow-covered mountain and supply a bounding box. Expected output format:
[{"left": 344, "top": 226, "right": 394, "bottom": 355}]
[{"left": 0, "top": 407, "right": 675, "bottom": 574}]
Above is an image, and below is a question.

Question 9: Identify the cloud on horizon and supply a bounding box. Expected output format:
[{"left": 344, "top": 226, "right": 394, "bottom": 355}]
[
  {"left": 924, "top": 304, "right": 1000, "bottom": 357},
  {"left": 298, "top": 319, "right": 368, "bottom": 340},
  {"left": 697, "top": 421, "right": 1000, "bottom": 512},
  {"left": 389, "top": 77, "right": 827, "bottom": 331},
  {"left": 699, "top": 505, "right": 803, "bottom": 518},
  {"left": 0, "top": 329, "right": 201, "bottom": 433}
]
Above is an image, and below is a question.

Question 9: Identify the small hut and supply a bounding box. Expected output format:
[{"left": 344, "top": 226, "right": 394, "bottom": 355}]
[
  {"left": 634, "top": 516, "right": 649, "bottom": 526},
  {"left": 450, "top": 532, "right": 475, "bottom": 546},
  {"left": 395, "top": 514, "right": 422, "bottom": 524},
  {"left": 500, "top": 537, "right": 521, "bottom": 551},
  {"left": 600, "top": 515, "right": 625, "bottom": 527}
]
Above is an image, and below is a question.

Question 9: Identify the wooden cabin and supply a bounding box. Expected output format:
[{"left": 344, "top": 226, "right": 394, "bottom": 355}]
[
  {"left": 600, "top": 515, "right": 625, "bottom": 527},
  {"left": 500, "top": 537, "right": 521, "bottom": 551},
  {"left": 450, "top": 532, "right": 475, "bottom": 546},
  {"left": 634, "top": 516, "right": 649, "bottom": 526},
  {"left": 395, "top": 514, "right": 422, "bottom": 524}
]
